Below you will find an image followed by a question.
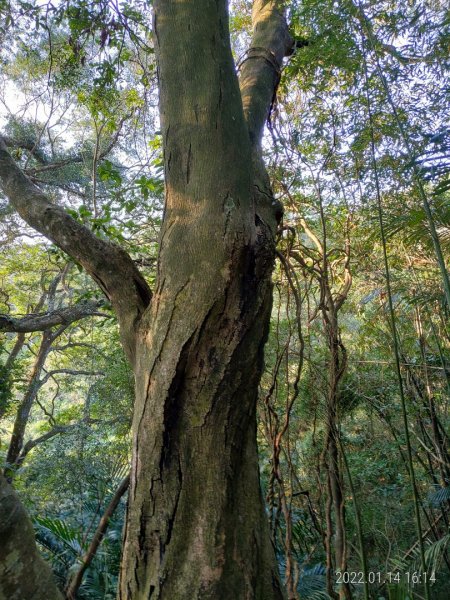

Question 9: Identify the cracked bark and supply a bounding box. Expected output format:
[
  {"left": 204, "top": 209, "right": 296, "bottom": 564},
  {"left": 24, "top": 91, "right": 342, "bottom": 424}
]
[
  {"left": 0, "top": 1, "right": 293, "bottom": 598},
  {"left": 119, "top": 1, "right": 292, "bottom": 598}
]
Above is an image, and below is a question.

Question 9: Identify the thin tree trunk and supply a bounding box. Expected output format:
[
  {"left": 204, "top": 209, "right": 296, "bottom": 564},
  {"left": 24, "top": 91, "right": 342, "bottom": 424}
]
[
  {"left": 66, "top": 474, "right": 130, "bottom": 600},
  {"left": 3, "top": 332, "right": 25, "bottom": 372},
  {"left": 324, "top": 472, "right": 336, "bottom": 599},
  {"left": 5, "top": 330, "right": 53, "bottom": 477},
  {"left": 0, "top": 333, "right": 25, "bottom": 420},
  {"left": 323, "top": 299, "right": 351, "bottom": 600}
]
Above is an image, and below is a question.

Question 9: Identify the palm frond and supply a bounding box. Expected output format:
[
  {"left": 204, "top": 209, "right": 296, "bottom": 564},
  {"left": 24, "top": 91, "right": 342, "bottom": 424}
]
[
  {"left": 428, "top": 486, "right": 450, "bottom": 508},
  {"left": 297, "top": 563, "right": 331, "bottom": 600}
]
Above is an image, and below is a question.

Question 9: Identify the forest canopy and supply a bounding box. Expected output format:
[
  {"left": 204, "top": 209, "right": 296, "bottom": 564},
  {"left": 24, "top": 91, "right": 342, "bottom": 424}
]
[{"left": 0, "top": 1, "right": 449, "bottom": 599}]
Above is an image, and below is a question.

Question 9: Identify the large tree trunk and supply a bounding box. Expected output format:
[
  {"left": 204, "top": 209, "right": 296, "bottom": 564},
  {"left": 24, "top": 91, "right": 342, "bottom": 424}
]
[
  {"left": 0, "top": 0, "right": 292, "bottom": 597},
  {"left": 0, "top": 475, "right": 62, "bottom": 600},
  {"left": 120, "top": 240, "right": 283, "bottom": 597},
  {"left": 119, "top": 1, "right": 290, "bottom": 598}
]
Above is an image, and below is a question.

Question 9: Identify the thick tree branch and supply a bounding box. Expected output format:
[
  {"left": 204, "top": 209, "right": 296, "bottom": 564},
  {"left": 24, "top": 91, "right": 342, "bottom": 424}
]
[
  {"left": 239, "top": 0, "right": 293, "bottom": 148},
  {"left": 0, "top": 300, "right": 108, "bottom": 333},
  {"left": 238, "top": 1, "right": 293, "bottom": 231},
  {"left": 0, "top": 137, "right": 151, "bottom": 363}
]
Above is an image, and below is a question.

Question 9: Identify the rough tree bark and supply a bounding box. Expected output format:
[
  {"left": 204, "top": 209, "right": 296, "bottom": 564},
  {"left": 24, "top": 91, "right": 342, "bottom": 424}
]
[
  {"left": 0, "top": 475, "right": 63, "bottom": 600},
  {"left": 0, "top": 1, "right": 293, "bottom": 598},
  {"left": 0, "top": 299, "right": 106, "bottom": 334},
  {"left": 119, "top": 2, "right": 292, "bottom": 598}
]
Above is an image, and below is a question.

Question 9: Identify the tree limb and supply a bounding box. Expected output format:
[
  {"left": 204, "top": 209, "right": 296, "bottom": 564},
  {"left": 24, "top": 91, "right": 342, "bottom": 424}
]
[
  {"left": 4, "top": 332, "right": 26, "bottom": 370},
  {"left": 17, "top": 417, "right": 127, "bottom": 466},
  {"left": 0, "top": 300, "right": 109, "bottom": 333},
  {"left": 238, "top": 0, "right": 293, "bottom": 229},
  {"left": 18, "top": 426, "right": 70, "bottom": 461},
  {"left": 37, "top": 369, "right": 104, "bottom": 389},
  {"left": 239, "top": 0, "right": 293, "bottom": 148},
  {"left": 0, "top": 137, "right": 151, "bottom": 363}
]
